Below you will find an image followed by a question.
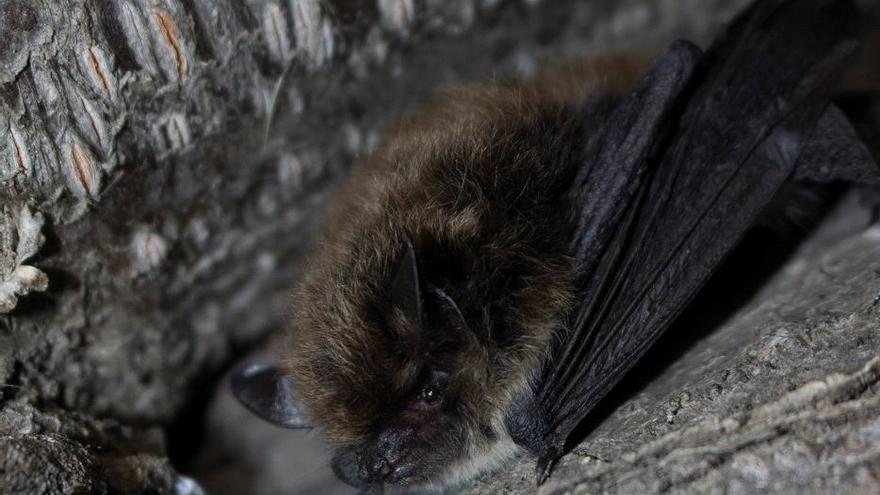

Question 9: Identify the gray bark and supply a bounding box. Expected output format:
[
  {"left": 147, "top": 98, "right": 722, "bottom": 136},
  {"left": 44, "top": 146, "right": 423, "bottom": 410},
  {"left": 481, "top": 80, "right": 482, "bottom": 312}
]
[{"left": 0, "top": 0, "right": 877, "bottom": 494}]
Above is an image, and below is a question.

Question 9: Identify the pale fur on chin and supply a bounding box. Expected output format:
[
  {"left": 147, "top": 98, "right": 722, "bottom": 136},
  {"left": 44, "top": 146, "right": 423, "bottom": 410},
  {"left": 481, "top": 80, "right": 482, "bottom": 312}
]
[
  {"left": 393, "top": 436, "right": 522, "bottom": 494},
  {"left": 434, "top": 433, "right": 522, "bottom": 493},
  {"left": 393, "top": 410, "right": 524, "bottom": 494}
]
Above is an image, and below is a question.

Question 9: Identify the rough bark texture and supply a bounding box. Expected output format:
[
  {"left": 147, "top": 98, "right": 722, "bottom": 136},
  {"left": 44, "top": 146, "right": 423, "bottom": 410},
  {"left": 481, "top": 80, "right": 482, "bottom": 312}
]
[{"left": 1, "top": 0, "right": 878, "bottom": 494}]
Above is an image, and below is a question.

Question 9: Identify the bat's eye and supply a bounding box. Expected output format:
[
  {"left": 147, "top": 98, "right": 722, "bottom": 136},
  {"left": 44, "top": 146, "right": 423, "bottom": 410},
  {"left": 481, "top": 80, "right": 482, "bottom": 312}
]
[
  {"left": 419, "top": 385, "right": 442, "bottom": 405},
  {"left": 411, "top": 371, "right": 448, "bottom": 410}
]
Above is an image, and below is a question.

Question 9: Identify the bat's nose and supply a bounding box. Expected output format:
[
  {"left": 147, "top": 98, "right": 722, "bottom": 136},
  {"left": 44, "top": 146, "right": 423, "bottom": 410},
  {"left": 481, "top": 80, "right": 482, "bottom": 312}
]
[
  {"left": 356, "top": 426, "right": 416, "bottom": 483},
  {"left": 357, "top": 452, "right": 395, "bottom": 483},
  {"left": 371, "top": 457, "right": 393, "bottom": 478}
]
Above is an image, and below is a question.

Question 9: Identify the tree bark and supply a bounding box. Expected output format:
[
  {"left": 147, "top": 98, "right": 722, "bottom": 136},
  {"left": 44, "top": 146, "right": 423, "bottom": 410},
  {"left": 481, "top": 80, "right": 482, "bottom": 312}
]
[{"left": 1, "top": 0, "right": 878, "bottom": 494}]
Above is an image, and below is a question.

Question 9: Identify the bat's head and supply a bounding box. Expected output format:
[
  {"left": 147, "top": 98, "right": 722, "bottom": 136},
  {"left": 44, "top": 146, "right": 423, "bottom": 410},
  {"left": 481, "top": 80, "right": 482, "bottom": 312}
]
[{"left": 232, "top": 238, "right": 523, "bottom": 491}]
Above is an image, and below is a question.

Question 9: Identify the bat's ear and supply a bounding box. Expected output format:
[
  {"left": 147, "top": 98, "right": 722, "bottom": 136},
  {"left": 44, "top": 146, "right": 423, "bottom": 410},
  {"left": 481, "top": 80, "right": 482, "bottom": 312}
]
[
  {"left": 430, "top": 285, "right": 479, "bottom": 344},
  {"left": 391, "top": 236, "right": 424, "bottom": 327},
  {"left": 230, "top": 362, "right": 312, "bottom": 429}
]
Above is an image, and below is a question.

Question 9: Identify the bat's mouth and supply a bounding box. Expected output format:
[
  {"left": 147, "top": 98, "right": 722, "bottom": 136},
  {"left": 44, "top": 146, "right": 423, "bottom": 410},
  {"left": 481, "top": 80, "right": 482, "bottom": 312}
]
[
  {"left": 382, "top": 460, "right": 418, "bottom": 484},
  {"left": 331, "top": 447, "right": 429, "bottom": 489}
]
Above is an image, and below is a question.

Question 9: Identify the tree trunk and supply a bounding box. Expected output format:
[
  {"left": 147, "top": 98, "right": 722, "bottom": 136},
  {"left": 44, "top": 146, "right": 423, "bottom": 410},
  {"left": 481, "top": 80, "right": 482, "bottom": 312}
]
[{"left": 1, "top": 0, "right": 877, "bottom": 493}]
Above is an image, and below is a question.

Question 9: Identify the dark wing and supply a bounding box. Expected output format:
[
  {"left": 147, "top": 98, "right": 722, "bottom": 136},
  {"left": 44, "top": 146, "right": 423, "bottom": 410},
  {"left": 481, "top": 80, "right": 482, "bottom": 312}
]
[
  {"left": 504, "top": 40, "right": 701, "bottom": 459},
  {"left": 505, "top": 0, "right": 864, "bottom": 481}
]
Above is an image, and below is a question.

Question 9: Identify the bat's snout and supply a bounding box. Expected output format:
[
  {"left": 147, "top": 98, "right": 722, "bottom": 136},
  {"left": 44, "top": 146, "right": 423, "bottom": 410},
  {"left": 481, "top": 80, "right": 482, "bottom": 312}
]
[
  {"left": 358, "top": 427, "right": 417, "bottom": 483},
  {"left": 359, "top": 454, "right": 416, "bottom": 485},
  {"left": 331, "top": 426, "right": 421, "bottom": 488}
]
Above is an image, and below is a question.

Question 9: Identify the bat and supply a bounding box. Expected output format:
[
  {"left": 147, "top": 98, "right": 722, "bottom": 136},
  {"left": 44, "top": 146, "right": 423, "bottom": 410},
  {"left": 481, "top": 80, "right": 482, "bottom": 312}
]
[{"left": 230, "top": 0, "right": 879, "bottom": 492}]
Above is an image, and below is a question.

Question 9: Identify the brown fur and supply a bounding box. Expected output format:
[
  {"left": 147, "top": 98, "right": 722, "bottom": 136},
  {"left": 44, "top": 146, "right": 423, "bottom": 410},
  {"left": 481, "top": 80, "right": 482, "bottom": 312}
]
[{"left": 281, "top": 50, "right": 652, "bottom": 487}]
